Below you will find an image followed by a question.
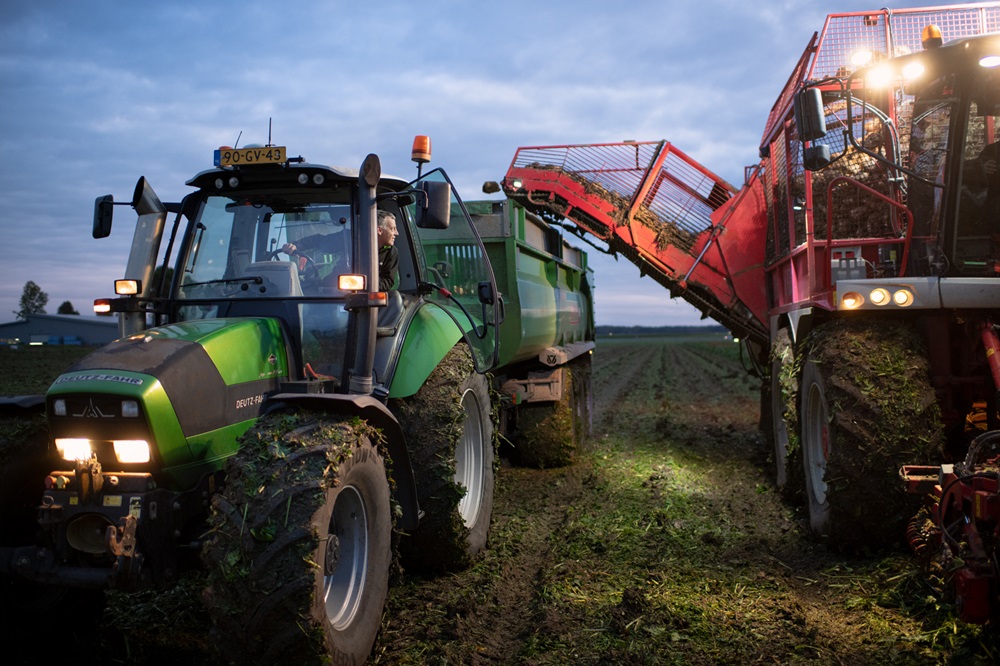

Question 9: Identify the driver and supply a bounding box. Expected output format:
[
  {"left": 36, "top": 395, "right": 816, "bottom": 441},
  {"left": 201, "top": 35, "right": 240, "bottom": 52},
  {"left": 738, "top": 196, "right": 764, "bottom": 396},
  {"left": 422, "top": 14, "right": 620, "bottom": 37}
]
[{"left": 281, "top": 209, "right": 398, "bottom": 290}]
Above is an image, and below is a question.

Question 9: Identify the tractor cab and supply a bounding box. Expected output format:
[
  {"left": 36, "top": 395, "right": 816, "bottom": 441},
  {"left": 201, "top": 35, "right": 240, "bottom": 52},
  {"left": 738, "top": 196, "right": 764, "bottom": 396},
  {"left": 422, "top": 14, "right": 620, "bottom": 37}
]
[{"left": 93, "top": 139, "right": 501, "bottom": 397}]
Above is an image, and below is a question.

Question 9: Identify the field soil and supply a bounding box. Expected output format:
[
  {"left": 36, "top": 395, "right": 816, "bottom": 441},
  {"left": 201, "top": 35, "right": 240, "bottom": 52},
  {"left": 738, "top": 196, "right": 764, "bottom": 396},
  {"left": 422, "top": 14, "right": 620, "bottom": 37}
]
[{"left": 2, "top": 338, "right": 996, "bottom": 664}]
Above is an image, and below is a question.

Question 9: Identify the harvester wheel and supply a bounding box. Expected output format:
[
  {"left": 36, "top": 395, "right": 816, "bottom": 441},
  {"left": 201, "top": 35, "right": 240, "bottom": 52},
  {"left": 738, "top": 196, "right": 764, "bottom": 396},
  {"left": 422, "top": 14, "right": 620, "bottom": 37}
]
[
  {"left": 202, "top": 413, "right": 391, "bottom": 665},
  {"left": 769, "top": 328, "right": 802, "bottom": 496},
  {"left": 799, "top": 320, "right": 942, "bottom": 550},
  {"left": 390, "top": 345, "right": 495, "bottom": 571}
]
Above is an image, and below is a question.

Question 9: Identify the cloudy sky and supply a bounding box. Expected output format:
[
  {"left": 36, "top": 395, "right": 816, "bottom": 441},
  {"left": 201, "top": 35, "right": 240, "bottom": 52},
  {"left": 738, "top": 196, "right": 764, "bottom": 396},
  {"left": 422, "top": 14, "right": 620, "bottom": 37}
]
[{"left": 0, "top": 0, "right": 957, "bottom": 327}]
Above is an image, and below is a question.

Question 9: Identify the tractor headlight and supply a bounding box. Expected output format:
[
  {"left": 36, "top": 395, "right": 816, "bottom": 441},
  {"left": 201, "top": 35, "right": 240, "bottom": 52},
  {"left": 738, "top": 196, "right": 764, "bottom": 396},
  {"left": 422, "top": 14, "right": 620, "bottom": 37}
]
[
  {"left": 55, "top": 438, "right": 93, "bottom": 461},
  {"left": 113, "top": 440, "right": 151, "bottom": 464}
]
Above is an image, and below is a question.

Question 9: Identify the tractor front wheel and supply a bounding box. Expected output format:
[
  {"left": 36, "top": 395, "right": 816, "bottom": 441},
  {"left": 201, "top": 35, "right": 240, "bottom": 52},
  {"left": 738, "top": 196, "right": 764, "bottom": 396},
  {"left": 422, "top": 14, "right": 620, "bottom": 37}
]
[
  {"left": 391, "top": 345, "right": 495, "bottom": 571},
  {"left": 202, "top": 414, "right": 391, "bottom": 665}
]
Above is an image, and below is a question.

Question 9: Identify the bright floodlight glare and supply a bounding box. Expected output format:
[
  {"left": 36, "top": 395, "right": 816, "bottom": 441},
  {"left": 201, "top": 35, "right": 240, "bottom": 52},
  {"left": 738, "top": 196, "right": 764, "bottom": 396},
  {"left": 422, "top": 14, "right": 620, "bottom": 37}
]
[
  {"left": 866, "top": 64, "right": 894, "bottom": 87},
  {"left": 902, "top": 62, "right": 925, "bottom": 80},
  {"left": 55, "top": 438, "right": 92, "bottom": 461},
  {"left": 114, "top": 440, "right": 151, "bottom": 464},
  {"left": 850, "top": 48, "right": 873, "bottom": 67},
  {"left": 980, "top": 55, "right": 1000, "bottom": 68}
]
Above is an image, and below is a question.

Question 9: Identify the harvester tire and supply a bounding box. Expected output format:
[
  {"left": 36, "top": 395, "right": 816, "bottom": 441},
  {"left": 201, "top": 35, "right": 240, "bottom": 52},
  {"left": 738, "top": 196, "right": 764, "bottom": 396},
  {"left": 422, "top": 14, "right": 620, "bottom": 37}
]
[
  {"left": 201, "top": 413, "right": 391, "bottom": 665},
  {"left": 390, "top": 345, "right": 495, "bottom": 572},
  {"left": 770, "top": 328, "right": 803, "bottom": 498},
  {"left": 799, "top": 320, "right": 942, "bottom": 551}
]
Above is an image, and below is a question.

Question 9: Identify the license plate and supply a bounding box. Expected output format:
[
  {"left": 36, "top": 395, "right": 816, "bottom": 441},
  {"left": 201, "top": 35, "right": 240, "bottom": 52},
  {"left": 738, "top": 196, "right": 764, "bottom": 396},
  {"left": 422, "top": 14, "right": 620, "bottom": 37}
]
[{"left": 215, "top": 146, "right": 286, "bottom": 167}]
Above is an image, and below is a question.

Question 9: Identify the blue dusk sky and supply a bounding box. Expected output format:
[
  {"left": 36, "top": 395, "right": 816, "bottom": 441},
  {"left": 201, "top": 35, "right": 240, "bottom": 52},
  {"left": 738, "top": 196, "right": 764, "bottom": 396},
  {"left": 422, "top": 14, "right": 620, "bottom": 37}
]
[{"left": 0, "top": 1, "right": 959, "bottom": 326}]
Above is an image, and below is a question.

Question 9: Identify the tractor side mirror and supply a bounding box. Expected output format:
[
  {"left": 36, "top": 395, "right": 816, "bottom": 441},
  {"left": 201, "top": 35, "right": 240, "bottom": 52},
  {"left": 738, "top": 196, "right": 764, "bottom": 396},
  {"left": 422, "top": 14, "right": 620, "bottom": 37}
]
[
  {"left": 415, "top": 180, "right": 451, "bottom": 229},
  {"left": 93, "top": 195, "right": 114, "bottom": 238}
]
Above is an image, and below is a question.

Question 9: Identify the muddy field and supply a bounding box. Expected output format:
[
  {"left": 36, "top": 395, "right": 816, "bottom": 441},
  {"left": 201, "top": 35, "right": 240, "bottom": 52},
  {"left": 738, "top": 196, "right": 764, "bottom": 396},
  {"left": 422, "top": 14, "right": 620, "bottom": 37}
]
[{"left": 2, "top": 338, "right": 997, "bottom": 664}]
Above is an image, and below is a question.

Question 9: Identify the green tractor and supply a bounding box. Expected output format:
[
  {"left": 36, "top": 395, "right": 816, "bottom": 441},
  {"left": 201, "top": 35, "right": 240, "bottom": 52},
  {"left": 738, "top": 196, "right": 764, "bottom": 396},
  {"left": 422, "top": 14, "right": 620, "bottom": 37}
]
[{"left": 1, "top": 138, "right": 511, "bottom": 663}]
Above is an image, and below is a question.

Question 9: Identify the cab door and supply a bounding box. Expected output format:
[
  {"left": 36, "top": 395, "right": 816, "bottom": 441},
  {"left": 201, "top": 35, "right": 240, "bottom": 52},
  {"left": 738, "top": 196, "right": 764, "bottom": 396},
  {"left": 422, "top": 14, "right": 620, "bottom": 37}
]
[{"left": 407, "top": 168, "right": 500, "bottom": 371}]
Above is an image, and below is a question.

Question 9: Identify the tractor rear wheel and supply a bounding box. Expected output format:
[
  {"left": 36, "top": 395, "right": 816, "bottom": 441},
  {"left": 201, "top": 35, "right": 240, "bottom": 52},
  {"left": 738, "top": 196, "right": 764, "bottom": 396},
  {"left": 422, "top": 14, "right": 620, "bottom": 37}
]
[
  {"left": 202, "top": 413, "right": 391, "bottom": 665},
  {"left": 799, "top": 320, "right": 942, "bottom": 550},
  {"left": 391, "top": 345, "right": 495, "bottom": 571}
]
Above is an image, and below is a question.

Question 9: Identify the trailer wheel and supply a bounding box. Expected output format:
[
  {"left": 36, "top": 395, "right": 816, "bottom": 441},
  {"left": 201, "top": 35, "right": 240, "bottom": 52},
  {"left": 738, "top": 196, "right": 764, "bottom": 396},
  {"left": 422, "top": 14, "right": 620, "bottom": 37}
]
[
  {"left": 571, "top": 354, "right": 594, "bottom": 443},
  {"left": 511, "top": 364, "right": 579, "bottom": 469},
  {"left": 391, "top": 345, "right": 495, "bottom": 571},
  {"left": 799, "top": 320, "right": 942, "bottom": 550},
  {"left": 770, "top": 328, "right": 803, "bottom": 497},
  {"left": 202, "top": 413, "right": 391, "bottom": 665}
]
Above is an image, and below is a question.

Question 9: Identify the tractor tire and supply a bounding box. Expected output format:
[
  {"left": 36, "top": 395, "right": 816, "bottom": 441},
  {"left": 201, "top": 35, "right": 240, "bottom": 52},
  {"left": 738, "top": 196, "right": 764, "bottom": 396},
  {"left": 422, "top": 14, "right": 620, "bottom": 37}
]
[
  {"left": 201, "top": 413, "right": 391, "bottom": 666},
  {"left": 770, "top": 328, "right": 803, "bottom": 498},
  {"left": 799, "top": 320, "right": 942, "bottom": 550},
  {"left": 390, "top": 345, "right": 495, "bottom": 572},
  {"left": 511, "top": 362, "right": 588, "bottom": 470}
]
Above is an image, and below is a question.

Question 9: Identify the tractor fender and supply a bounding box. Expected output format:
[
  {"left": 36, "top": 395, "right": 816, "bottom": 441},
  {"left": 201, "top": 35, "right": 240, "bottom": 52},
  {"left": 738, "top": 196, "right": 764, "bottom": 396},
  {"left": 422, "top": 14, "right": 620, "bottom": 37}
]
[
  {"left": 263, "top": 393, "right": 419, "bottom": 531},
  {"left": 387, "top": 303, "right": 464, "bottom": 399}
]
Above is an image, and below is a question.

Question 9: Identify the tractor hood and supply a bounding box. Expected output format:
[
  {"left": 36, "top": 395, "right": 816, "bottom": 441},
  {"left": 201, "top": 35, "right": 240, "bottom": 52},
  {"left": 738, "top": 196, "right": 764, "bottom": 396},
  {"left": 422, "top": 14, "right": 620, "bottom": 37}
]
[{"left": 46, "top": 318, "right": 290, "bottom": 487}]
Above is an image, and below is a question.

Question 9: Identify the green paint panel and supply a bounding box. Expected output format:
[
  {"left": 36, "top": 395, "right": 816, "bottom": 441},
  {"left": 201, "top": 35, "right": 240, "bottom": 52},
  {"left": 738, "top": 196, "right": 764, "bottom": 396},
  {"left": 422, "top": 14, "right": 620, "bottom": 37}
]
[
  {"left": 141, "top": 318, "right": 288, "bottom": 384},
  {"left": 389, "top": 304, "right": 463, "bottom": 398}
]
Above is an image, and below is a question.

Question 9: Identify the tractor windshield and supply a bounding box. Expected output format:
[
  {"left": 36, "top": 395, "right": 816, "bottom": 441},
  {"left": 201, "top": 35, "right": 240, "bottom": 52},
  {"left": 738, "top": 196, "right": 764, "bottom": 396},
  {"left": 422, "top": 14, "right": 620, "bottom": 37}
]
[
  {"left": 173, "top": 192, "right": 360, "bottom": 383},
  {"left": 176, "top": 195, "right": 354, "bottom": 301}
]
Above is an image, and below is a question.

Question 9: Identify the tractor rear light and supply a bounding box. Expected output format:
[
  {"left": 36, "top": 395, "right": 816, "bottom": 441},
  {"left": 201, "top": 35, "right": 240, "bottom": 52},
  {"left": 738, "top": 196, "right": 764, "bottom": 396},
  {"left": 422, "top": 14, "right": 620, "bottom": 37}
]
[
  {"left": 841, "top": 292, "right": 863, "bottom": 309},
  {"left": 93, "top": 299, "right": 112, "bottom": 314},
  {"left": 339, "top": 274, "right": 366, "bottom": 291},
  {"left": 115, "top": 279, "right": 141, "bottom": 296},
  {"left": 113, "top": 440, "right": 150, "bottom": 464},
  {"left": 121, "top": 400, "right": 140, "bottom": 418},
  {"left": 55, "top": 438, "right": 93, "bottom": 461},
  {"left": 53, "top": 399, "right": 67, "bottom": 416}
]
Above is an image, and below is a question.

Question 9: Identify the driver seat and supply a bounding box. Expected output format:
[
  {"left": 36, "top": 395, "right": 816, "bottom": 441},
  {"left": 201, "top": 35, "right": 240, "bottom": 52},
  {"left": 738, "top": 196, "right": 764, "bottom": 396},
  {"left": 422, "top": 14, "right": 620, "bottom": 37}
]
[{"left": 241, "top": 261, "right": 303, "bottom": 297}]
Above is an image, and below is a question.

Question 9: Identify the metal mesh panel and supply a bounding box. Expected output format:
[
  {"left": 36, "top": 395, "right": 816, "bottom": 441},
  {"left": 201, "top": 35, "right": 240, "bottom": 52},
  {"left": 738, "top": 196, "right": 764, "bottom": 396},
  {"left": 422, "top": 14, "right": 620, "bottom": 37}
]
[
  {"left": 810, "top": 5, "right": 1000, "bottom": 80},
  {"left": 511, "top": 142, "right": 732, "bottom": 253},
  {"left": 770, "top": 133, "right": 791, "bottom": 254},
  {"left": 810, "top": 94, "right": 894, "bottom": 240}
]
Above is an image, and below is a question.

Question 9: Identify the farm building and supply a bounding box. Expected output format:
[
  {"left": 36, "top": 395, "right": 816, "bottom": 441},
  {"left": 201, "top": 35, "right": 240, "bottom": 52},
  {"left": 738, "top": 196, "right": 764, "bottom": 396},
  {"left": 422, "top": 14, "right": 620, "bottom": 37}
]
[{"left": 0, "top": 314, "right": 118, "bottom": 346}]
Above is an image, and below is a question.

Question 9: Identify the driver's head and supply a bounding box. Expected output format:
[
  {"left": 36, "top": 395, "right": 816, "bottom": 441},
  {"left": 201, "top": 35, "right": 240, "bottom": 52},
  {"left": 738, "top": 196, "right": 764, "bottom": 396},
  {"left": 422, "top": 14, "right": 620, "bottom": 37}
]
[{"left": 377, "top": 210, "right": 398, "bottom": 248}]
